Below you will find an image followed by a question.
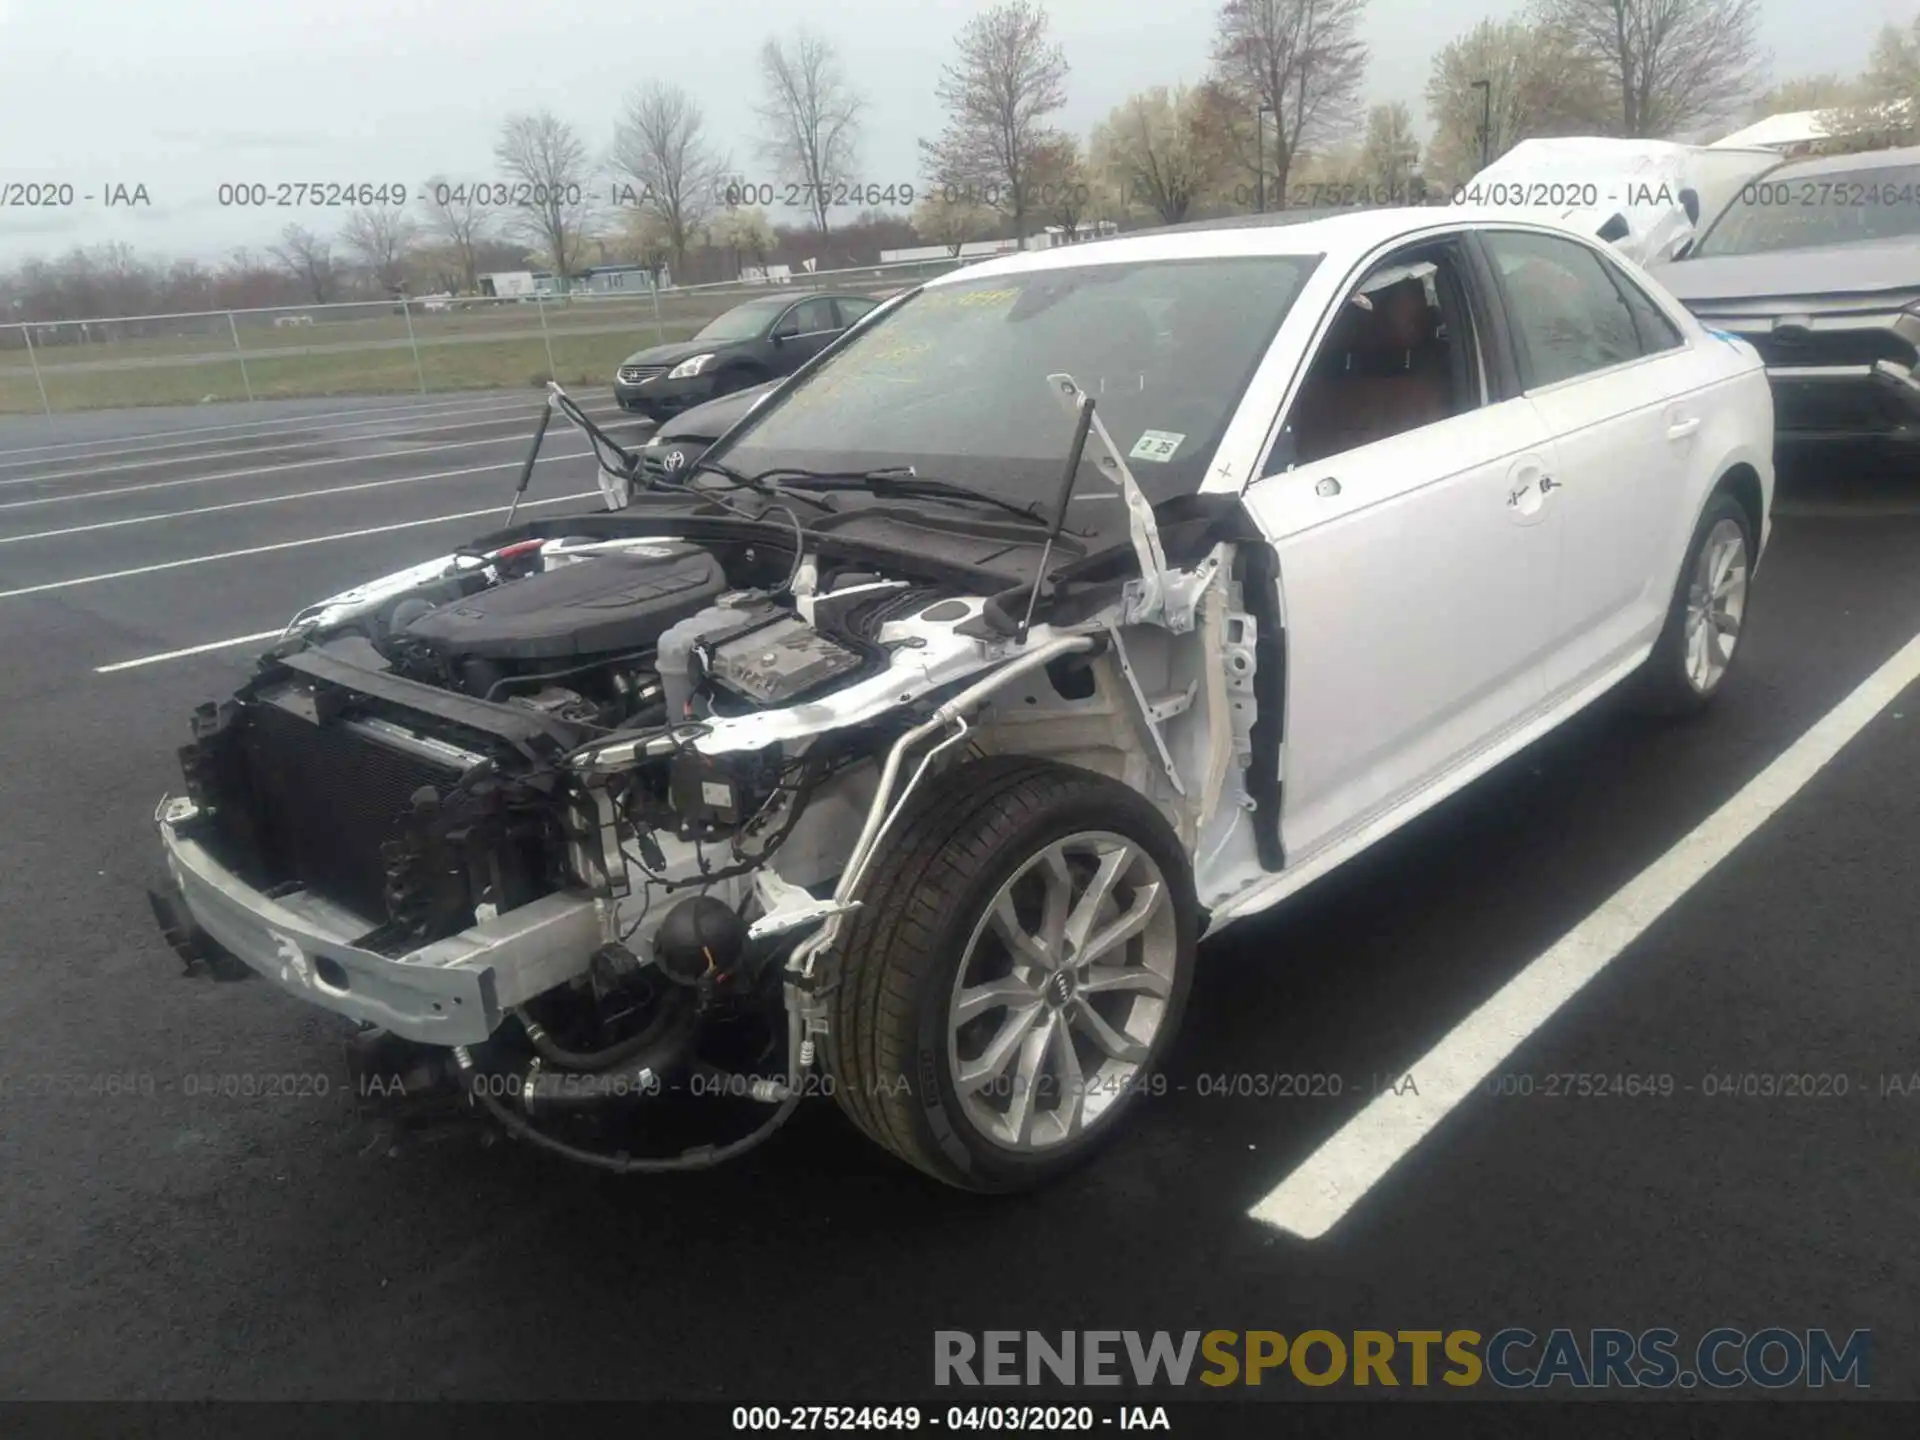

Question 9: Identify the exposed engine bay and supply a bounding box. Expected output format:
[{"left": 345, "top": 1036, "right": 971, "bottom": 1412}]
[{"left": 151, "top": 380, "right": 1285, "bottom": 1177}]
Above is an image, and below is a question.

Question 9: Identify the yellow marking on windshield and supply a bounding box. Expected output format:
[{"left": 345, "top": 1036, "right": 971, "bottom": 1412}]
[{"left": 916, "top": 286, "right": 1019, "bottom": 310}]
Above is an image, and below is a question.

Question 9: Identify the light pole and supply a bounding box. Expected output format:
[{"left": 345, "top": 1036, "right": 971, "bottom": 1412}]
[
  {"left": 1255, "top": 103, "right": 1274, "bottom": 212},
  {"left": 1470, "top": 79, "right": 1492, "bottom": 170}
]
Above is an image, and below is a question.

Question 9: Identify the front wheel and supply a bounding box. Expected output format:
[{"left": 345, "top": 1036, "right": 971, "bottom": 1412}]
[
  {"left": 1632, "top": 492, "right": 1755, "bottom": 716},
  {"left": 826, "top": 758, "right": 1197, "bottom": 1192}
]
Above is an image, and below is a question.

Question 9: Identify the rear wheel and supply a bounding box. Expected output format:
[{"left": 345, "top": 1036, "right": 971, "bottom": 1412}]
[
  {"left": 826, "top": 758, "right": 1197, "bottom": 1192},
  {"left": 1632, "top": 491, "right": 1754, "bottom": 715}
]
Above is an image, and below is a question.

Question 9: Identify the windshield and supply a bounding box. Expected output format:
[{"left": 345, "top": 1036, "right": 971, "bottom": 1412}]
[
  {"left": 707, "top": 256, "right": 1317, "bottom": 517},
  {"left": 1693, "top": 164, "right": 1920, "bottom": 256},
  {"left": 695, "top": 302, "right": 786, "bottom": 342}
]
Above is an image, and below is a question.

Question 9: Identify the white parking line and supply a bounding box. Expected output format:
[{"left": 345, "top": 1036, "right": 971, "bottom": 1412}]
[
  {"left": 1248, "top": 627, "right": 1920, "bottom": 1240},
  {"left": 0, "top": 389, "right": 615, "bottom": 462},
  {"left": 0, "top": 402, "right": 634, "bottom": 496},
  {"left": 0, "top": 492, "right": 600, "bottom": 601},
  {"left": 95, "top": 630, "right": 285, "bottom": 673},
  {"left": 0, "top": 447, "right": 592, "bottom": 545},
  {"left": 0, "top": 401, "right": 574, "bottom": 485},
  {"left": 0, "top": 426, "right": 609, "bottom": 510},
  {"left": 0, "top": 394, "right": 524, "bottom": 472}
]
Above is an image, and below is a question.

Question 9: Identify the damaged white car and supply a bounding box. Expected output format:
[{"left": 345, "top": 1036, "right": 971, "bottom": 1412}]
[{"left": 152, "top": 210, "right": 1775, "bottom": 1191}]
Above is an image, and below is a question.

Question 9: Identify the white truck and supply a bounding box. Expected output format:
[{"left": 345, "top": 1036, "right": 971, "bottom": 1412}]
[{"left": 480, "top": 271, "right": 538, "bottom": 300}]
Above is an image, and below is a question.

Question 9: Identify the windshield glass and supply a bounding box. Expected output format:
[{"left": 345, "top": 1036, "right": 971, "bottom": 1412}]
[
  {"left": 1693, "top": 164, "right": 1920, "bottom": 256},
  {"left": 695, "top": 301, "right": 786, "bottom": 342},
  {"left": 708, "top": 255, "right": 1318, "bottom": 515}
]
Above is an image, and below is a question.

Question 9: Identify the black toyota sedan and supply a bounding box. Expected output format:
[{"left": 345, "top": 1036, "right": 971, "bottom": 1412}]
[{"left": 613, "top": 291, "right": 883, "bottom": 418}]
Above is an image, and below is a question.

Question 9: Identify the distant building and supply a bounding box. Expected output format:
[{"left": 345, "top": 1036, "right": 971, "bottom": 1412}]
[
  {"left": 880, "top": 221, "right": 1120, "bottom": 266},
  {"left": 578, "top": 263, "right": 665, "bottom": 294}
]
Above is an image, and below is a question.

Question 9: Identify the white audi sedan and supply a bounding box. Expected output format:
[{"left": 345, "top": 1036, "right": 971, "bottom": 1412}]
[{"left": 154, "top": 205, "right": 1773, "bottom": 1192}]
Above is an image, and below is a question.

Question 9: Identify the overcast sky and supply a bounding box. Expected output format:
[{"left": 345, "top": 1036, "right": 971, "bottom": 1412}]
[{"left": 0, "top": 0, "right": 1909, "bottom": 267}]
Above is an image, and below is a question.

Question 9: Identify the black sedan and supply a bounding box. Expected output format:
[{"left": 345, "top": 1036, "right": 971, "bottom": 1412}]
[
  {"left": 613, "top": 291, "right": 882, "bottom": 419},
  {"left": 639, "top": 379, "right": 777, "bottom": 485}
]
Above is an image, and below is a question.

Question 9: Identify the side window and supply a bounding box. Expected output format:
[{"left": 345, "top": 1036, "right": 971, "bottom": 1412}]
[
  {"left": 835, "top": 297, "right": 877, "bottom": 328},
  {"left": 1272, "top": 247, "right": 1479, "bottom": 472},
  {"left": 786, "top": 297, "right": 837, "bottom": 334},
  {"left": 1481, "top": 231, "right": 1643, "bottom": 387},
  {"left": 1608, "top": 266, "right": 1686, "bottom": 355}
]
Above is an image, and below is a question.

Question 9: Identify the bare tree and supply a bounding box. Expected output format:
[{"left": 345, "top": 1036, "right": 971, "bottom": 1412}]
[
  {"left": 612, "top": 82, "right": 730, "bottom": 282},
  {"left": 1853, "top": 16, "right": 1920, "bottom": 139},
  {"left": 269, "top": 224, "right": 338, "bottom": 304},
  {"left": 756, "top": 32, "right": 865, "bottom": 237},
  {"left": 494, "top": 111, "right": 597, "bottom": 282},
  {"left": 340, "top": 206, "right": 419, "bottom": 294},
  {"left": 1207, "top": 0, "right": 1370, "bottom": 207},
  {"left": 1531, "top": 0, "right": 1768, "bottom": 138},
  {"left": 1426, "top": 18, "right": 1616, "bottom": 181},
  {"left": 1744, "top": 73, "right": 1864, "bottom": 123},
  {"left": 911, "top": 191, "right": 992, "bottom": 257},
  {"left": 1357, "top": 102, "right": 1421, "bottom": 196},
  {"left": 1091, "top": 86, "right": 1231, "bottom": 226},
  {"left": 420, "top": 175, "right": 495, "bottom": 293},
  {"left": 920, "top": 0, "right": 1071, "bottom": 245}
]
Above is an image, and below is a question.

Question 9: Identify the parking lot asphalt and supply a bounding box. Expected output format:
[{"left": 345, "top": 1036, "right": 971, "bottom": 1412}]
[{"left": 0, "top": 393, "right": 1916, "bottom": 1404}]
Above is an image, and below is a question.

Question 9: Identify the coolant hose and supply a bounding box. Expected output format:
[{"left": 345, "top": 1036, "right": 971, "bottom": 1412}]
[
  {"left": 460, "top": 1005, "right": 807, "bottom": 1174},
  {"left": 513, "top": 987, "right": 694, "bottom": 1072}
]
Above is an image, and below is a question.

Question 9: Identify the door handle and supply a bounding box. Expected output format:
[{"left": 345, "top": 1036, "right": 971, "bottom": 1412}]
[
  {"left": 1509, "top": 474, "right": 1559, "bottom": 507},
  {"left": 1666, "top": 416, "right": 1701, "bottom": 440}
]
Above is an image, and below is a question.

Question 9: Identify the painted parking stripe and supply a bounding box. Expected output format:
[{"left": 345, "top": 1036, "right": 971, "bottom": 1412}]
[
  {"left": 0, "top": 395, "right": 522, "bottom": 472},
  {"left": 0, "top": 446, "right": 592, "bottom": 546},
  {"left": 0, "top": 388, "right": 615, "bottom": 462},
  {"left": 0, "top": 427, "right": 608, "bottom": 510},
  {"left": 0, "top": 402, "right": 639, "bottom": 489},
  {"left": 0, "top": 404, "right": 558, "bottom": 486},
  {"left": 95, "top": 630, "right": 286, "bottom": 673},
  {"left": 0, "top": 492, "right": 600, "bottom": 601},
  {"left": 1249, "top": 626, "right": 1920, "bottom": 1240}
]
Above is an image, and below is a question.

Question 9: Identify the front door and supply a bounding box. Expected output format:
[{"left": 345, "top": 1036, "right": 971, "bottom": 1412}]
[
  {"left": 1238, "top": 243, "right": 1563, "bottom": 864},
  {"left": 772, "top": 296, "right": 843, "bottom": 371}
]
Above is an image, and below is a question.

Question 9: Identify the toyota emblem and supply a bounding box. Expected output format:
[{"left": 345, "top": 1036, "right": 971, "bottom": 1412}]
[{"left": 662, "top": 449, "right": 686, "bottom": 474}]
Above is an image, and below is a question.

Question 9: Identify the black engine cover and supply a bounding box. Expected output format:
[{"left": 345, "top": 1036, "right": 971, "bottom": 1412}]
[{"left": 400, "top": 544, "right": 726, "bottom": 662}]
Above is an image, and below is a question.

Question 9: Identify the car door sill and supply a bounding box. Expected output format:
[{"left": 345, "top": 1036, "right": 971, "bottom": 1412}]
[{"left": 1201, "top": 645, "right": 1653, "bottom": 937}]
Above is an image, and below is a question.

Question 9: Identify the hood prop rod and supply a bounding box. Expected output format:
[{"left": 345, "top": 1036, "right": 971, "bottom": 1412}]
[
  {"left": 504, "top": 395, "right": 554, "bottom": 528},
  {"left": 1015, "top": 392, "right": 1096, "bottom": 646}
]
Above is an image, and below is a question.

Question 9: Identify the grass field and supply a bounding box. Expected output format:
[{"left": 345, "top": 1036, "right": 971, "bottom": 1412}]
[{"left": 0, "top": 263, "right": 954, "bottom": 415}]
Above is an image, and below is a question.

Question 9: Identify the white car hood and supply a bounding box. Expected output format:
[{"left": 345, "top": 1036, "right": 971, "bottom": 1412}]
[{"left": 1466, "top": 137, "right": 1781, "bottom": 266}]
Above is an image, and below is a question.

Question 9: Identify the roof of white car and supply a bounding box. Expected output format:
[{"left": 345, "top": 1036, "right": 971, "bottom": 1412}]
[{"left": 930, "top": 206, "right": 1598, "bottom": 283}]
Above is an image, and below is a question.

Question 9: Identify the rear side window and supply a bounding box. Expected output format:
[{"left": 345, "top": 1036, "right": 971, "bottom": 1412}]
[
  {"left": 1482, "top": 231, "right": 1643, "bottom": 388},
  {"left": 836, "top": 297, "right": 877, "bottom": 326},
  {"left": 1609, "top": 268, "right": 1685, "bottom": 355}
]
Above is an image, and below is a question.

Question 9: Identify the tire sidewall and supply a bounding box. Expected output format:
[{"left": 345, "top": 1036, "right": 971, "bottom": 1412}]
[
  {"left": 903, "top": 775, "right": 1198, "bottom": 1192},
  {"left": 1650, "top": 491, "right": 1755, "bottom": 708}
]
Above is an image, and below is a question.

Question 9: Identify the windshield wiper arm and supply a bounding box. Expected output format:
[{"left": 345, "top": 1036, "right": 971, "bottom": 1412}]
[
  {"left": 768, "top": 469, "right": 1061, "bottom": 529},
  {"left": 683, "top": 458, "right": 838, "bottom": 513}
]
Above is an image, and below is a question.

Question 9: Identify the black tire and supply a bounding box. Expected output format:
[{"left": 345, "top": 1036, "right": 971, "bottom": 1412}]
[
  {"left": 1631, "top": 490, "right": 1756, "bottom": 717},
  {"left": 825, "top": 757, "right": 1198, "bottom": 1192}
]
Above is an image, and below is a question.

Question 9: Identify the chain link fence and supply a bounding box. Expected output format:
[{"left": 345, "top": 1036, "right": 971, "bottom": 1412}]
[{"left": 0, "top": 255, "right": 973, "bottom": 426}]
